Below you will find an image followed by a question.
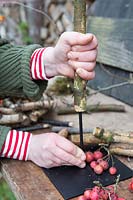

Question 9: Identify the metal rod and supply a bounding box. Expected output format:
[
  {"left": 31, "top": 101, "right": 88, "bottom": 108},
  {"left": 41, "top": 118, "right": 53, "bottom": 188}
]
[
  {"left": 78, "top": 112, "right": 84, "bottom": 149},
  {"left": 39, "top": 119, "right": 73, "bottom": 127},
  {"left": 16, "top": 124, "right": 50, "bottom": 131},
  {"left": 51, "top": 126, "right": 93, "bottom": 133}
]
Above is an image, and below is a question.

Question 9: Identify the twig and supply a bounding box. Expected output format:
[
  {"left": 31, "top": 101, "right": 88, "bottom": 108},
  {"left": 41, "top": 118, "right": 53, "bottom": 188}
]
[
  {"left": 90, "top": 81, "right": 133, "bottom": 96},
  {"left": 0, "top": 107, "right": 15, "bottom": 114},
  {"left": 51, "top": 126, "right": 93, "bottom": 134},
  {"left": 16, "top": 124, "right": 50, "bottom": 132},
  {"left": 29, "top": 109, "right": 48, "bottom": 122},
  {"left": 90, "top": 62, "right": 133, "bottom": 95},
  {"left": 11, "top": 99, "right": 55, "bottom": 112},
  {"left": 58, "top": 128, "right": 69, "bottom": 138},
  {"left": 0, "top": 113, "right": 29, "bottom": 125},
  {"left": 57, "top": 104, "right": 126, "bottom": 115},
  {"left": 114, "top": 174, "right": 120, "bottom": 193}
]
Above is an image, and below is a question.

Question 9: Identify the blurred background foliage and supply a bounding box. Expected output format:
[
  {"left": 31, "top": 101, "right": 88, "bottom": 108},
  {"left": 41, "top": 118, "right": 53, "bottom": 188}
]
[{"left": 0, "top": 176, "right": 16, "bottom": 200}]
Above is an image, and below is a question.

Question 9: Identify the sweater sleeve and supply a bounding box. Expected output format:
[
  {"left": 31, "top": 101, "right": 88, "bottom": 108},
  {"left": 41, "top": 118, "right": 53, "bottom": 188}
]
[
  {"left": 0, "top": 125, "right": 11, "bottom": 151},
  {"left": 0, "top": 39, "right": 50, "bottom": 158},
  {"left": 0, "top": 39, "right": 48, "bottom": 101}
]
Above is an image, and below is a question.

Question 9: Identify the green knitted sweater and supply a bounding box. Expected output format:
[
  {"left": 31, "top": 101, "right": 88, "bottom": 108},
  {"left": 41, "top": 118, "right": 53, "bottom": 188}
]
[{"left": 0, "top": 38, "right": 48, "bottom": 150}]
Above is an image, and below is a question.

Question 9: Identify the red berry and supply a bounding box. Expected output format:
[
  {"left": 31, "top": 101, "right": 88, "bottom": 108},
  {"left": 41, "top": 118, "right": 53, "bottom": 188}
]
[
  {"left": 93, "top": 150, "right": 103, "bottom": 160},
  {"left": 77, "top": 195, "right": 86, "bottom": 200},
  {"left": 90, "top": 161, "right": 97, "bottom": 169},
  {"left": 90, "top": 191, "right": 99, "bottom": 200},
  {"left": 86, "top": 151, "right": 94, "bottom": 163},
  {"left": 84, "top": 189, "right": 91, "bottom": 199},
  {"left": 117, "top": 198, "right": 126, "bottom": 200},
  {"left": 128, "top": 182, "right": 133, "bottom": 192},
  {"left": 109, "top": 167, "right": 117, "bottom": 175},
  {"left": 99, "top": 160, "right": 109, "bottom": 170},
  {"left": 94, "top": 164, "right": 104, "bottom": 174}
]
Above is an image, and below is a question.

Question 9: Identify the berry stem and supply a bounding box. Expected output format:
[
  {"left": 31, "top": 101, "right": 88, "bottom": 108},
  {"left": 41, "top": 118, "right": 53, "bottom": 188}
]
[{"left": 114, "top": 174, "right": 120, "bottom": 193}]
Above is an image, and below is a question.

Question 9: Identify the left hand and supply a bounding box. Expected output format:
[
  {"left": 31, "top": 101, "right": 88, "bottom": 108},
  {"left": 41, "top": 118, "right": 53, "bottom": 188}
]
[
  {"left": 43, "top": 31, "right": 98, "bottom": 80},
  {"left": 28, "top": 132, "right": 86, "bottom": 168}
]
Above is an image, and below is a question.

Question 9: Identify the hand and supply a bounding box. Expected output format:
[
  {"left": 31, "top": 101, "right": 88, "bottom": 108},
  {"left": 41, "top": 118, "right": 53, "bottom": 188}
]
[
  {"left": 28, "top": 132, "right": 86, "bottom": 168},
  {"left": 43, "top": 31, "right": 98, "bottom": 80}
]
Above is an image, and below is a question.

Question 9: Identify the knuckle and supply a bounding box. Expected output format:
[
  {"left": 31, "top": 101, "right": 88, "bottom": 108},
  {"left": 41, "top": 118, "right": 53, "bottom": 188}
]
[
  {"left": 68, "top": 60, "right": 76, "bottom": 69},
  {"left": 68, "top": 51, "right": 74, "bottom": 58},
  {"left": 68, "top": 145, "right": 75, "bottom": 154},
  {"left": 60, "top": 31, "right": 71, "bottom": 40},
  {"left": 60, "top": 31, "right": 67, "bottom": 38}
]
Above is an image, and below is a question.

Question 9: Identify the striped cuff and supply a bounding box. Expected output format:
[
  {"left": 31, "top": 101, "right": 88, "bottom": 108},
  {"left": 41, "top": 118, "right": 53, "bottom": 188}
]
[
  {"left": 30, "top": 47, "right": 52, "bottom": 80},
  {"left": 0, "top": 130, "right": 32, "bottom": 161}
]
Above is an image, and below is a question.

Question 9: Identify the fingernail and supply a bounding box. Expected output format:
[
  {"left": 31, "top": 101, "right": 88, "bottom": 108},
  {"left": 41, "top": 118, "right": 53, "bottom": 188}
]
[
  {"left": 76, "top": 68, "right": 83, "bottom": 75},
  {"left": 81, "top": 154, "right": 86, "bottom": 161},
  {"left": 80, "top": 162, "right": 86, "bottom": 168}
]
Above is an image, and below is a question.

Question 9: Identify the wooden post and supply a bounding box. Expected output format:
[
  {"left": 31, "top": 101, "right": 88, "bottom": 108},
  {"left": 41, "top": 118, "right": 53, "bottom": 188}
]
[{"left": 74, "top": 0, "right": 87, "bottom": 112}]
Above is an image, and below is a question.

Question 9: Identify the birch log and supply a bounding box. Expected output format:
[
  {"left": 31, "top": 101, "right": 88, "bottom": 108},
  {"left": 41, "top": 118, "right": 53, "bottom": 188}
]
[
  {"left": 69, "top": 134, "right": 103, "bottom": 145},
  {"left": 0, "top": 107, "right": 15, "bottom": 114},
  {"left": 93, "top": 127, "right": 133, "bottom": 144},
  {"left": 0, "top": 113, "right": 28, "bottom": 125},
  {"left": 110, "top": 148, "right": 133, "bottom": 157},
  {"left": 57, "top": 104, "right": 126, "bottom": 114},
  {"left": 29, "top": 109, "right": 48, "bottom": 122},
  {"left": 12, "top": 100, "right": 55, "bottom": 112}
]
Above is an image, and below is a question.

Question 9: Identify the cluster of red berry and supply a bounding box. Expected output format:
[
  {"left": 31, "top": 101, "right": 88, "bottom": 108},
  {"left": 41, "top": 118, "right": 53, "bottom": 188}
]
[
  {"left": 128, "top": 178, "right": 133, "bottom": 192},
  {"left": 85, "top": 150, "right": 117, "bottom": 175},
  {"left": 77, "top": 149, "right": 132, "bottom": 200},
  {"left": 77, "top": 185, "right": 126, "bottom": 200}
]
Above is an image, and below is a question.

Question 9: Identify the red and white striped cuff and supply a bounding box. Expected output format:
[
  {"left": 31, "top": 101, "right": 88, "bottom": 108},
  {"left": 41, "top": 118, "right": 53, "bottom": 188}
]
[
  {"left": 0, "top": 130, "right": 32, "bottom": 161},
  {"left": 30, "top": 47, "right": 51, "bottom": 80}
]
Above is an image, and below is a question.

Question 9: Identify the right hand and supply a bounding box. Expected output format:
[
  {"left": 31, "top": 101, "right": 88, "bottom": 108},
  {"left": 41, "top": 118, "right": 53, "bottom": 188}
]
[
  {"left": 28, "top": 132, "right": 86, "bottom": 168},
  {"left": 43, "top": 32, "right": 98, "bottom": 80}
]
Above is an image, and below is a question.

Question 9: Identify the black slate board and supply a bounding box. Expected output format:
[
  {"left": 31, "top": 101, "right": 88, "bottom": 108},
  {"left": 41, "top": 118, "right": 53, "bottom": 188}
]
[{"left": 43, "top": 156, "right": 133, "bottom": 200}]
